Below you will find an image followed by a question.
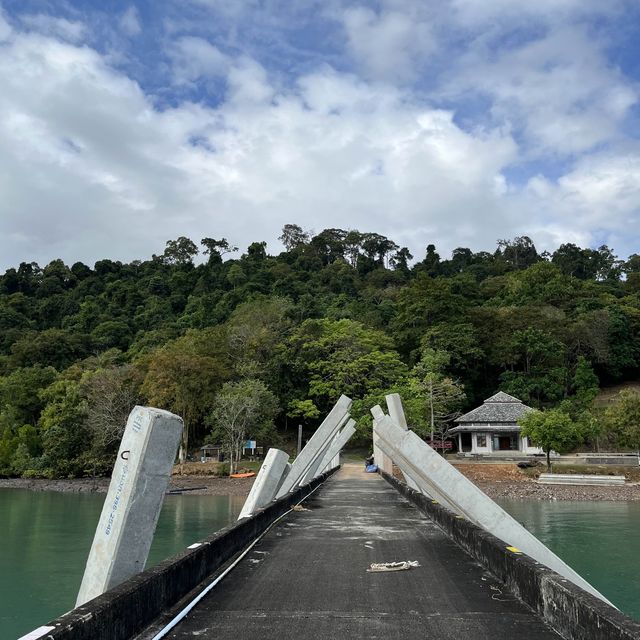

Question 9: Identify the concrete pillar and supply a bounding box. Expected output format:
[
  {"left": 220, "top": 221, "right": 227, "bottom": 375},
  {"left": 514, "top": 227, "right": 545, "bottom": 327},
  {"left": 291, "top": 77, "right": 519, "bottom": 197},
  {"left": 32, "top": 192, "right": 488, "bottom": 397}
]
[
  {"left": 276, "top": 395, "right": 352, "bottom": 497},
  {"left": 385, "top": 393, "right": 408, "bottom": 429},
  {"left": 301, "top": 417, "right": 354, "bottom": 485},
  {"left": 238, "top": 448, "right": 290, "bottom": 519},
  {"left": 76, "top": 406, "right": 183, "bottom": 607},
  {"left": 299, "top": 440, "right": 334, "bottom": 486},
  {"left": 381, "top": 395, "right": 419, "bottom": 490},
  {"left": 275, "top": 462, "right": 292, "bottom": 494},
  {"left": 370, "top": 406, "right": 613, "bottom": 605},
  {"left": 373, "top": 421, "right": 459, "bottom": 512},
  {"left": 310, "top": 420, "right": 356, "bottom": 480},
  {"left": 373, "top": 419, "right": 393, "bottom": 474}
]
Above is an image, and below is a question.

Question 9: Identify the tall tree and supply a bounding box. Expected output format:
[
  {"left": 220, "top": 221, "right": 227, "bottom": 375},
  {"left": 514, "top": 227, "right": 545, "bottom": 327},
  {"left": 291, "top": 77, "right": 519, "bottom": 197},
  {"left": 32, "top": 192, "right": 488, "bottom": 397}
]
[
  {"left": 278, "top": 224, "right": 311, "bottom": 251},
  {"left": 207, "top": 379, "right": 279, "bottom": 474},
  {"left": 519, "top": 408, "right": 583, "bottom": 470},
  {"left": 162, "top": 237, "right": 199, "bottom": 266},
  {"left": 141, "top": 329, "right": 228, "bottom": 464}
]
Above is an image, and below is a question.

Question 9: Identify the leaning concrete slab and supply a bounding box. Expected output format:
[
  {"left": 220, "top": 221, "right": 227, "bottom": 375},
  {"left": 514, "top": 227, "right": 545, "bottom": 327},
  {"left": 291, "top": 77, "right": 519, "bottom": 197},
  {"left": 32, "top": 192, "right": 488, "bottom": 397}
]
[
  {"left": 299, "top": 440, "right": 334, "bottom": 486},
  {"left": 383, "top": 394, "right": 421, "bottom": 490},
  {"left": 303, "top": 419, "right": 355, "bottom": 484},
  {"left": 76, "top": 406, "right": 183, "bottom": 607},
  {"left": 276, "top": 395, "right": 352, "bottom": 497},
  {"left": 373, "top": 425, "right": 461, "bottom": 512},
  {"left": 238, "top": 448, "right": 290, "bottom": 520},
  {"left": 372, "top": 419, "right": 393, "bottom": 474},
  {"left": 298, "top": 412, "right": 351, "bottom": 487},
  {"left": 385, "top": 393, "right": 408, "bottom": 428},
  {"left": 314, "top": 420, "right": 356, "bottom": 476},
  {"left": 370, "top": 406, "right": 614, "bottom": 606}
]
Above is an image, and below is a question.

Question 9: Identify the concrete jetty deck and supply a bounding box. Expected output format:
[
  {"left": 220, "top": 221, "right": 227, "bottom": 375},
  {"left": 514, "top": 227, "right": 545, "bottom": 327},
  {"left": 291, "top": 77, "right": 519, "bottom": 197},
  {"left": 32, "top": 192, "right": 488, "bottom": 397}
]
[{"left": 139, "top": 465, "right": 560, "bottom": 639}]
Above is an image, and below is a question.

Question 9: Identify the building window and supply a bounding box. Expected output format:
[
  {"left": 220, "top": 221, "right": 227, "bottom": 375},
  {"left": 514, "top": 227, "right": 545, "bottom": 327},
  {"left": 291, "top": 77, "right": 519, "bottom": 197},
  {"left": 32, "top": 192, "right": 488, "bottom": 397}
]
[{"left": 477, "top": 434, "right": 487, "bottom": 448}]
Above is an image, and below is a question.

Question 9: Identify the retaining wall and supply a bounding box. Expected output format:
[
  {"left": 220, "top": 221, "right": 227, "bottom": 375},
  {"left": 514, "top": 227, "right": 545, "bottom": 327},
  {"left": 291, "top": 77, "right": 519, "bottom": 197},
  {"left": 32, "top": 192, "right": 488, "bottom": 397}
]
[
  {"left": 36, "top": 469, "right": 337, "bottom": 640},
  {"left": 381, "top": 470, "right": 640, "bottom": 640}
]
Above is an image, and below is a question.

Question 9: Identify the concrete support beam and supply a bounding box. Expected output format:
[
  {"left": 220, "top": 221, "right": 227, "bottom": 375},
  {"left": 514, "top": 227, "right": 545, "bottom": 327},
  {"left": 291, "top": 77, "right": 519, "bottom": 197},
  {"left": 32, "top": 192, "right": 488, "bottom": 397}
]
[
  {"left": 76, "top": 406, "right": 183, "bottom": 607},
  {"left": 298, "top": 412, "right": 350, "bottom": 487},
  {"left": 314, "top": 420, "right": 356, "bottom": 476},
  {"left": 373, "top": 419, "right": 393, "bottom": 475},
  {"left": 383, "top": 393, "right": 420, "bottom": 489},
  {"left": 370, "top": 405, "right": 613, "bottom": 605},
  {"left": 237, "top": 448, "right": 290, "bottom": 520},
  {"left": 373, "top": 423, "right": 460, "bottom": 512},
  {"left": 276, "top": 395, "right": 352, "bottom": 497},
  {"left": 299, "top": 441, "right": 333, "bottom": 486},
  {"left": 385, "top": 393, "right": 408, "bottom": 429},
  {"left": 302, "top": 419, "right": 355, "bottom": 484}
]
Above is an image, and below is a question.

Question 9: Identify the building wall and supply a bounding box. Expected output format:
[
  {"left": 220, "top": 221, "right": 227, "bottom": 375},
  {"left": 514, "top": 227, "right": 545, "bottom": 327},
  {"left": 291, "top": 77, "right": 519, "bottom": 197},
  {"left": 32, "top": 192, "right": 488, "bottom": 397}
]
[{"left": 457, "top": 424, "right": 544, "bottom": 455}]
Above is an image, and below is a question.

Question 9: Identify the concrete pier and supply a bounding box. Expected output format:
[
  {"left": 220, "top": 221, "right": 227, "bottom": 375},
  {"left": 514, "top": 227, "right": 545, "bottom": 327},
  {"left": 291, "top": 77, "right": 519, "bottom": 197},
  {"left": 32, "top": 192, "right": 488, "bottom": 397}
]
[
  {"left": 36, "top": 465, "right": 640, "bottom": 640},
  {"left": 139, "top": 466, "right": 562, "bottom": 640}
]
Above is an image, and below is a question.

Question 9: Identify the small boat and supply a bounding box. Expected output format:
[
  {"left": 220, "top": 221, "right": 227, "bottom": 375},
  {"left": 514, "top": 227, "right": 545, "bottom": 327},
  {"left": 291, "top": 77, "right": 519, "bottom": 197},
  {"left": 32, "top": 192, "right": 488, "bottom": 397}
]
[{"left": 230, "top": 472, "right": 256, "bottom": 479}]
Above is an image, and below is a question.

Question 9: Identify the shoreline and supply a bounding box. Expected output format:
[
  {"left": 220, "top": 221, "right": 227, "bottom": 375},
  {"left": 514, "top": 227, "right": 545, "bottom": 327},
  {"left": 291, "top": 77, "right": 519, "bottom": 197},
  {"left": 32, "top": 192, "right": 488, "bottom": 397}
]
[
  {"left": 2, "top": 465, "right": 640, "bottom": 501},
  {"left": 0, "top": 474, "right": 255, "bottom": 497}
]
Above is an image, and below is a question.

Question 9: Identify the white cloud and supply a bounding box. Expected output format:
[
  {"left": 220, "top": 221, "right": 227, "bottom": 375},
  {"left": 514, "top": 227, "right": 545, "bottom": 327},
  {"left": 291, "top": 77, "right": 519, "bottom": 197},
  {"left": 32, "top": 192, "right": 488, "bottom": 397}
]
[
  {"left": 0, "top": 3, "right": 638, "bottom": 271},
  {"left": 0, "top": 9, "right": 11, "bottom": 42},
  {"left": 169, "top": 36, "right": 229, "bottom": 84},
  {"left": 443, "top": 25, "right": 637, "bottom": 155},
  {"left": 119, "top": 6, "right": 141, "bottom": 37},
  {"left": 341, "top": 6, "right": 435, "bottom": 82},
  {"left": 450, "top": 0, "right": 623, "bottom": 26},
  {"left": 0, "top": 27, "right": 526, "bottom": 269},
  {"left": 20, "top": 14, "right": 86, "bottom": 43},
  {"left": 517, "top": 148, "right": 640, "bottom": 256}
]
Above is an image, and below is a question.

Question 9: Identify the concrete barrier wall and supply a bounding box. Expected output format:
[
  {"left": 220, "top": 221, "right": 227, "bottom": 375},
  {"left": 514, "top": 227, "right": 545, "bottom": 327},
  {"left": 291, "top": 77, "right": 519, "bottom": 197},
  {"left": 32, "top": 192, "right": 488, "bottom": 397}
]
[
  {"left": 39, "top": 468, "right": 339, "bottom": 640},
  {"left": 381, "top": 470, "right": 640, "bottom": 640}
]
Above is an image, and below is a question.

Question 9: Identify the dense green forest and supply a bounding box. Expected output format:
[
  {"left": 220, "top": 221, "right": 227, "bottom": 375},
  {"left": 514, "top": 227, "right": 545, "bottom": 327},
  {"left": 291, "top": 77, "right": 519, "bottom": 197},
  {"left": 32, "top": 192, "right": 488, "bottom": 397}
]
[{"left": 1, "top": 227, "right": 640, "bottom": 478}]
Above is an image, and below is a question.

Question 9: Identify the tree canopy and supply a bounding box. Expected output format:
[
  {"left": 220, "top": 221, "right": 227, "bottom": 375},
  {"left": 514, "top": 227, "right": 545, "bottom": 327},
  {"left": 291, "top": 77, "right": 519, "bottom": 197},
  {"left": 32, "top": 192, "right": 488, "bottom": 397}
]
[{"left": 1, "top": 228, "right": 639, "bottom": 477}]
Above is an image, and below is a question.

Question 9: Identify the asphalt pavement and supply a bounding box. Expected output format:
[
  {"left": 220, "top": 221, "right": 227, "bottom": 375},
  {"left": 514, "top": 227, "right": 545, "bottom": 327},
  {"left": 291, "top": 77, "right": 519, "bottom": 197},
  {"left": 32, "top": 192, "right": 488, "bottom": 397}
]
[{"left": 141, "top": 464, "right": 561, "bottom": 640}]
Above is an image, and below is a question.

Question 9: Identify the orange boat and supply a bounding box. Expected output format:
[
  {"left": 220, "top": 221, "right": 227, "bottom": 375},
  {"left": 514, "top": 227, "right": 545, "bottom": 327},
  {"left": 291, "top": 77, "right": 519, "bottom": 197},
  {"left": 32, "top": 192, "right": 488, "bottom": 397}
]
[{"left": 230, "top": 472, "right": 256, "bottom": 479}]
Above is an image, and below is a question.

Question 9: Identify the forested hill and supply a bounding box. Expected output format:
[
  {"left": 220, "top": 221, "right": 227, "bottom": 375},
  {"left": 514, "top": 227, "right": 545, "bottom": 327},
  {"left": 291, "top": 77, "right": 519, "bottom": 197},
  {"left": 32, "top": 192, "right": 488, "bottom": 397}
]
[{"left": 1, "top": 227, "right": 639, "bottom": 478}]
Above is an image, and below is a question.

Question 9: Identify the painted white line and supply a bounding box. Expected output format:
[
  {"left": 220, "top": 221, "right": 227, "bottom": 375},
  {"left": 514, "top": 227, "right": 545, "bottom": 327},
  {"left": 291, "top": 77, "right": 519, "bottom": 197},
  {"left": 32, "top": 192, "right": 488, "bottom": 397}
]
[{"left": 17, "top": 626, "right": 56, "bottom": 640}]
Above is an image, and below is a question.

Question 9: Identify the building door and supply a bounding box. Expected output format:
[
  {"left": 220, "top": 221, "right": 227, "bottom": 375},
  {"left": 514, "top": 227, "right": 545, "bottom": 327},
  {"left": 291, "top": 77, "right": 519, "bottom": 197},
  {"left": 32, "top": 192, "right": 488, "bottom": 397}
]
[
  {"left": 493, "top": 434, "right": 519, "bottom": 451},
  {"left": 460, "top": 433, "right": 472, "bottom": 452}
]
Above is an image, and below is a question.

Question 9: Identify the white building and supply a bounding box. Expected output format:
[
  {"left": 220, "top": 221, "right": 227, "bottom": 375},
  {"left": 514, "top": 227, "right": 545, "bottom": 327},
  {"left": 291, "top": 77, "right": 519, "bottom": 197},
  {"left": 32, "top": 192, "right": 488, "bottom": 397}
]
[{"left": 448, "top": 391, "right": 544, "bottom": 456}]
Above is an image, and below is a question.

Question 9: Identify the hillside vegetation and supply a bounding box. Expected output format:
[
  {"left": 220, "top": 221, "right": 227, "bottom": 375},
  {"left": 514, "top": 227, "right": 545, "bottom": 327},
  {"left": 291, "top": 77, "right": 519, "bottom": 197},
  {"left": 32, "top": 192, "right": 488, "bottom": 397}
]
[{"left": 1, "top": 228, "right": 640, "bottom": 477}]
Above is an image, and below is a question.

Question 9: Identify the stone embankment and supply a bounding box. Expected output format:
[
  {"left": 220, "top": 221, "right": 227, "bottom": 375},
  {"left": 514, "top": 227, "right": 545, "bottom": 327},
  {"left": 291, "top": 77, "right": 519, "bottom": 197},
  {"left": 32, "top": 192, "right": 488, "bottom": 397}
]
[{"left": 453, "top": 463, "right": 640, "bottom": 501}]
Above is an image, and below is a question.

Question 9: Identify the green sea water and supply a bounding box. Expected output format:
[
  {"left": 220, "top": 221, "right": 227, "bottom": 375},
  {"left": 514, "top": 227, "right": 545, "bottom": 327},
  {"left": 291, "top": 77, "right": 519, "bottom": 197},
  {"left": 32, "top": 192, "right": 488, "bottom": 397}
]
[
  {"left": 0, "top": 489, "right": 245, "bottom": 639},
  {"left": 497, "top": 499, "right": 640, "bottom": 620}
]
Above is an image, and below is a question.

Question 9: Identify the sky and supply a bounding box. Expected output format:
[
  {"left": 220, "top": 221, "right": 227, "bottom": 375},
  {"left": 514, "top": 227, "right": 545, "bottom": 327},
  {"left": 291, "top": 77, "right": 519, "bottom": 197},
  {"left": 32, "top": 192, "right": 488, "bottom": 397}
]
[{"left": 0, "top": 0, "right": 639, "bottom": 270}]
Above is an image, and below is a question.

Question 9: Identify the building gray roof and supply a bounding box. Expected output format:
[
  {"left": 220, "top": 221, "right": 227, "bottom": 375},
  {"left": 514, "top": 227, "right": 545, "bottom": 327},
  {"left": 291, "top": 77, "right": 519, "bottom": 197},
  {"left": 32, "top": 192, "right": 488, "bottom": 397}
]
[
  {"left": 447, "top": 424, "right": 522, "bottom": 434},
  {"left": 453, "top": 391, "right": 534, "bottom": 426}
]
